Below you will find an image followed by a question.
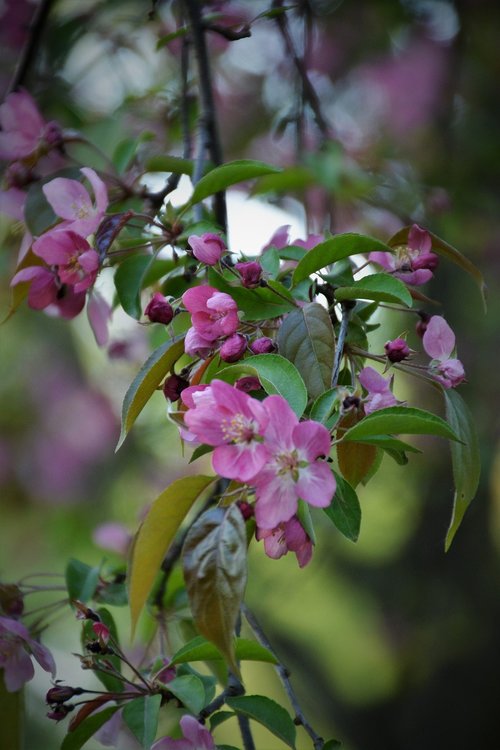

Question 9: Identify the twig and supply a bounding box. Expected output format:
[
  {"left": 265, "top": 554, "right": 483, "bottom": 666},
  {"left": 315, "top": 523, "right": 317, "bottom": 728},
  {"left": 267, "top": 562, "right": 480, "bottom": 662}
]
[
  {"left": 242, "top": 604, "right": 324, "bottom": 750},
  {"left": 6, "top": 0, "right": 54, "bottom": 96},
  {"left": 184, "top": 0, "right": 227, "bottom": 232},
  {"left": 198, "top": 672, "right": 244, "bottom": 720},
  {"left": 331, "top": 301, "right": 354, "bottom": 387}
]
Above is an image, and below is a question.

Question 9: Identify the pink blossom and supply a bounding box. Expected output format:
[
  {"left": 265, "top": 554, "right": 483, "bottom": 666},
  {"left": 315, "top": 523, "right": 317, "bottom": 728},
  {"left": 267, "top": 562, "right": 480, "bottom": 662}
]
[
  {"left": 182, "top": 285, "right": 239, "bottom": 350},
  {"left": 183, "top": 379, "right": 269, "bottom": 482},
  {"left": 251, "top": 395, "right": 335, "bottom": 529},
  {"left": 369, "top": 224, "right": 438, "bottom": 286},
  {"left": 0, "top": 616, "right": 56, "bottom": 692},
  {"left": 422, "top": 316, "right": 465, "bottom": 388},
  {"left": 87, "top": 290, "right": 112, "bottom": 347},
  {"left": 358, "top": 367, "right": 398, "bottom": 414},
  {"left": 42, "top": 167, "right": 108, "bottom": 237},
  {"left": 0, "top": 90, "right": 59, "bottom": 161},
  {"left": 235, "top": 261, "right": 262, "bottom": 288},
  {"left": 188, "top": 233, "right": 226, "bottom": 265},
  {"left": 262, "top": 225, "right": 323, "bottom": 252},
  {"left": 33, "top": 229, "right": 99, "bottom": 292},
  {"left": 10, "top": 265, "right": 86, "bottom": 318},
  {"left": 152, "top": 715, "right": 215, "bottom": 750},
  {"left": 257, "top": 515, "right": 313, "bottom": 568},
  {"left": 219, "top": 333, "right": 247, "bottom": 362},
  {"left": 92, "top": 522, "right": 131, "bottom": 556},
  {"left": 184, "top": 327, "right": 215, "bottom": 359},
  {"left": 92, "top": 622, "right": 110, "bottom": 644}
]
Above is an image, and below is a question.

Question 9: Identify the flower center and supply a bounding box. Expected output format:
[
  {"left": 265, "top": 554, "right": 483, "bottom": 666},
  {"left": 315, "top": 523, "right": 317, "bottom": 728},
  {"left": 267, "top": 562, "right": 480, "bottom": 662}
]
[
  {"left": 221, "top": 413, "right": 257, "bottom": 444},
  {"left": 71, "top": 201, "right": 91, "bottom": 220},
  {"left": 276, "top": 450, "right": 299, "bottom": 481}
]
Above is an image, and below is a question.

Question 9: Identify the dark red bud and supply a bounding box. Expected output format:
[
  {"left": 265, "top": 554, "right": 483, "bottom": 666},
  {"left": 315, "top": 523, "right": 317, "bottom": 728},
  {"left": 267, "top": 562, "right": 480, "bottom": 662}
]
[
  {"left": 384, "top": 338, "right": 410, "bottom": 363},
  {"left": 220, "top": 333, "right": 247, "bottom": 363},
  {"left": 163, "top": 374, "right": 190, "bottom": 402},
  {"left": 235, "top": 261, "right": 262, "bottom": 288},
  {"left": 46, "top": 686, "right": 83, "bottom": 704},
  {"left": 250, "top": 337, "right": 275, "bottom": 354},
  {"left": 235, "top": 376, "right": 261, "bottom": 392},
  {"left": 47, "top": 704, "right": 75, "bottom": 721},
  {"left": 144, "top": 293, "right": 174, "bottom": 325},
  {"left": 416, "top": 311, "right": 431, "bottom": 338},
  {"left": 237, "top": 501, "right": 255, "bottom": 520}
]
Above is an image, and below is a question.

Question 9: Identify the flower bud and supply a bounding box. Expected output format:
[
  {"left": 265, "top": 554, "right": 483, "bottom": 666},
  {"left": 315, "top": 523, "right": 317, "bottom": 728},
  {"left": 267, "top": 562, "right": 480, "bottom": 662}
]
[
  {"left": 144, "top": 293, "right": 174, "bottom": 325},
  {"left": 384, "top": 338, "right": 410, "bottom": 363},
  {"left": 235, "top": 261, "right": 262, "bottom": 288},
  {"left": 46, "top": 685, "right": 83, "bottom": 704},
  {"left": 219, "top": 333, "right": 247, "bottom": 363},
  {"left": 163, "top": 374, "right": 190, "bottom": 402},
  {"left": 250, "top": 337, "right": 275, "bottom": 354},
  {"left": 235, "top": 376, "right": 261, "bottom": 393},
  {"left": 92, "top": 622, "right": 110, "bottom": 644},
  {"left": 237, "top": 501, "right": 255, "bottom": 520},
  {"left": 416, "top": 311, "right": 431, "bottom": 338},
  {"left": 188, "top": 233, "right": 226, "bottom": 265},
  {"left": 42, "top": 121, "right": 64, "bottom": 149},
  {"left": 47, "top": 704, "right": 74, "bottom": 721},
  {"left": 0, "top": 584, "right": 24, "bottom": 617}
]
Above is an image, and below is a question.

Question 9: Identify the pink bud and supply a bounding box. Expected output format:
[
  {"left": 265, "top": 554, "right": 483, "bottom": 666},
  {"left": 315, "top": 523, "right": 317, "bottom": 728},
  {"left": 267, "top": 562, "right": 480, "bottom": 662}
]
[
  {"left": 92, "top": 622, "right": 110, "bottom": 644},
  {"left": 144, "top": 293, "right": 174, "bottom": 325},
  {"left": 42, "top": 121, "right": 63, "bottom": 149},
  {"left": 220, "top": 333, "right": 247, "bottom": 362},
  {"left": 235, "top": 376, "right": 261, "bottom": 392},
  {"left": 384, "top": 338, "right": 410, "bottom": 363},
  {"left": 250, "top": 337, "right": 275, "bottom": 354},
  {"left": 163, "top": 374, "right": 190, "bottom": 402},
  {"left": 235, "top": 261, "right": 262, "bottom": 288},
  {"left": 188, "top": 233, "right": 226, "bottom": 265}
]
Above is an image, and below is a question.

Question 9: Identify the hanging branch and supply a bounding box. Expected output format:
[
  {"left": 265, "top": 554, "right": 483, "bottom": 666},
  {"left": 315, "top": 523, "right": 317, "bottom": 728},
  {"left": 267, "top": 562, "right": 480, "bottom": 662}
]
[
  {"left": 184, "top": 0, "right": 227, "bottom": 233},
  {"left": 242, "top": 604, "right": 325, "bottom": 750},
  {"left": 6, "top": 0, "right": 54, "bottom": 96}
]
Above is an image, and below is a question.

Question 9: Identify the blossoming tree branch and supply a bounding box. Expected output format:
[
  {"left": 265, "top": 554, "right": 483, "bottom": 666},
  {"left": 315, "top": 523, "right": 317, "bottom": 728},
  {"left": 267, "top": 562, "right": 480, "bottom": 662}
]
[{"left": 0, "top": 2, "right": 484, "bottom": 749}]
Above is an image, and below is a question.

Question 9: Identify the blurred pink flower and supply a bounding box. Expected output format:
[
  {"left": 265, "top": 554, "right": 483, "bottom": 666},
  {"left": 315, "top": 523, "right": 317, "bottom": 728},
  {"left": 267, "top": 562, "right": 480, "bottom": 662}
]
[
  {"left": 252, "top": 395, "right": 335, "bottom": 529},
  {"left": 183, "top": 379, "right": 269, "bottom": 482},
  {"left": 152, "top": 715, "right": 215, "bottom": 750},
  {"left": 0, "top": 616, "right": 56, "bottom": 692},
  {"left": 422, "top": 316, "right": 465, "bottom": 388},
  {"left": 369, "top": 224, "right": 438, "bottom": 286},
  {"left": 0, "top": 186, "right": 25, "bottom": 220},
  {"left": 257, "top": 515, "right": 313, "bottom": 568},
  {"left": 33, "top": 229, "right": 99, "bottom": 292},
  {"left": 87, "top": 290, "right": 112, "bottom": 347},
  {"left": 92, "top": 522, "right": 131, "bottom": 556},
  {"left": 358, "top": 367, "right": 398, "bottom": 414},
  {"left": 0, "top": 90, "right": 56, "bottom": 161},
  {"left": 188, "top": 233, "right": 226, "bottom": 265},
  {"left": 10, "top": 265, "right": 86, "bottom": 318},
  {"left": 42, "top": 167, "right": 108, "bottom": 237}
]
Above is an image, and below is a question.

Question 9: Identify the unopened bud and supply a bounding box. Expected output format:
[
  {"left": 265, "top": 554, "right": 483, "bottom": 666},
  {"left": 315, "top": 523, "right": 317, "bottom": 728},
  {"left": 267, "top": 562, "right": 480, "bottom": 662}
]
[
  {"left": 0, "top": 584, "right": 24, "bottom": 617},
  {"left": 250, "top": 337, "right": 275, "bottom": 354},
  {"left": 145, "top": 293, "right": 174, "bottom": 325},
  {"left": 220, "top": 333, "right": 247, "bottom": 363},
  {"left": 235, "top": 376, "right": 261, "bottom": 393},
  {"left": 237, "top": 501, "right": 255, "bottom": 520},
  {"left": 163, "top": 374, "right": 190, "bottom": 402},
  {"left": 73, "top": 600, "right": 100, "bottom": 621},
  {"left": 42, "top": 121, "right": 64, "bottom": 149},
  {"left": 384, "top": 338, "right": 410, "bottom": 363},
  {"left": 47, "top": 704, "right": 74, "bottom": 721},
  {"left": 235, "top": 261, "right": 262, "bottom": 288},
  {"left": 46, "top": 685, "right": 83, "bottom": 704}
]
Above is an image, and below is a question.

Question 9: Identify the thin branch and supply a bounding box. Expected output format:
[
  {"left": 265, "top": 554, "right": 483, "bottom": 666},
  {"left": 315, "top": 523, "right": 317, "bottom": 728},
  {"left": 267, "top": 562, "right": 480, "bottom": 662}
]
[
  {"left": 6, "top": 0, "right": 54, "bottom": 96},
  {"left": 242, "top": 604, "right": 324, "bottom": 750},
  {"left": 331, "top": 301, "right": 354, "bottom": 387},
  {"left": 204, "top": 22, "right": 252, "bottom": 42},
  {"left": 184, "top": 0, "right": 227, "bottom": 232}
]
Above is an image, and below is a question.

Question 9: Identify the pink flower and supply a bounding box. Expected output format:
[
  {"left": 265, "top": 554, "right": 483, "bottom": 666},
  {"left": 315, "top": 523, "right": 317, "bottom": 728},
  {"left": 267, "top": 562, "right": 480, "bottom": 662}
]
[
  {"left": 369, "top": 224, "right": 438, "bottom": 286},
  {"left": 10, "top": 265, "right": 86, "bottom": 318},
  {"left": 422, "top": 316, "right": 465, "bottom": 388},
  {"left": 219, "top": 333, "right": 247, "bottom": 362},
  {"left": 0, "top": 90, "right": 60, "bottom": 161},
  {"left": 152, "top": 715, "right": 215, "bottom": 750},
  {"left": 251, "top": 395, "right": 335, "bottom": 529},
  {"left": 235, "top": 261, "right": 262, "bottom": 288},
  {"left": 92, "top": 622, "right": 110, "bottom": 645},
  {"left": 184, "top": 327, "right": 215, "bottom": 359},
  {"left": 262, "top": 225, "right": 322, "bottom": 252},
  {"left": 257, "top": 515, "right": 313, "bottom": 568},
  {"left": 33, "top": 229, "right": 99, "bottom": 292},
  {"left": 358, "top": 367, "right": 398, "bottom": 414},
  {"left": 183, "top": 379, "right": 269, "bottom": 482},
  {"left": 145, "top": 293, "right": 174, "bottom": 325},
  {"left": 182, "top": 285, "right": 239, "bottom": 350},
  {"left": 188, "top": 233, "right": 226, "bottom": 265},
  {"left": 87, "top": 290, "right": 112, "bottom": 347},
  {"left": 42, "top": 167, "right": 108, "bottom": 237},
  {"left": 0, "top": 616, "right": 56, "bottom": 692},
  {"left": 92, "top": 522, "right": 131, "bottom": 556}
]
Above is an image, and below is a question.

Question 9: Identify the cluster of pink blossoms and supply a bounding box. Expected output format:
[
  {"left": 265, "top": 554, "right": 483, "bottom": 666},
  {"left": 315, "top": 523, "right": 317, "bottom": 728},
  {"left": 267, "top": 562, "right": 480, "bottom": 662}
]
[
  {"left": 181, "top": 380, "right": 336, "bottom": 566},
  {"left": 369, "top": 223, "right": 439, "bottom": 286},
  {"left": 182, "top": 285, "right": 241, "bottom": 359}
]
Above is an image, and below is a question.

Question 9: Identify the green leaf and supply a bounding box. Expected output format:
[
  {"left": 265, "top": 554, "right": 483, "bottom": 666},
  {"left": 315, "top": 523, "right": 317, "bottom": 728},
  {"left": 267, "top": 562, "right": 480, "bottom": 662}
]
[
  {"left": 117, "top": 336, "right": 184, "bottom": 449},
  {"left": 65, "top": 559, "right": 100, "bottom": 603},
  {"left": 260, "top": 248, "right": 280, "bottom": 277},
  {"left": 226, "top": 695, "right": 296, "bottom": 749},
  {"left": 185, "top": 160, "right": 281, "bottom": 208},
  {"left": 342, "top": 406, "right": 460, "bottom": 442},
  {"left": 122, "top": 695, "right": 162, "bottom": 750},
  {"left": 128, "top": 475, "right": 216, "bottom": 635},
  {"left": 222, "top": 354, "right": 308, "bottom": 418},
  {"left": 323, "top": 741, "right": 342, "bottom": 749},
  {"left": 277, "top": 302, "right": 335, "bottom": 399},
  {"left": 170, "top": 636, "right": 278, "bottom": 665},
  {"left": 292, "top": 234, "right": 392, "bottom": 285},
  {"left": 61, "top": 706, "right": 120, "bottom": 750},
  {"left": 444, "top": 390, "right": 481, "bottom": 551},
  {"left": 310, "top": 388, "right": 342, "bottom": 426},
  {"left": 182, "top": 505, "right": 248, "bottom": 678},
  {"left": 388, "top": 226, "right": 487, "bottom": 311},
  {"left": 145, "top": 155, "right": 194, "bottom": 175},
  {"left": 114, "top": 255, "right": 155, "bottom": 320},
  {"left": 210, "top": 712, "right": 235, "bottom": 731},
  {"left": 353, "top": 435, "right": 421, "bottom": 465},
  {"left": 166, "top": 675, "right": 207, "bottom": 714},
  {"left": 207, "top": 268, "right": 296, "bottom": 320},
  {"left": 334, "top": 273, "right": 412, "bottom": 307},
  {"left": 251, "top": 166, "right": 313, "bottom": 195},
  {"left": 323, "top": 473, "right": 361, "bottom": 541}
]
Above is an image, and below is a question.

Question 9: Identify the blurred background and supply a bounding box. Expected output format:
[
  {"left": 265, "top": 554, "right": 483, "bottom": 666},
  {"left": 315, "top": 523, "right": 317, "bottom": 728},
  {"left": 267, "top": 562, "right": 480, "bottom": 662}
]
[{"left": 0, "top": 1, "right": 499, "bottom": 748}]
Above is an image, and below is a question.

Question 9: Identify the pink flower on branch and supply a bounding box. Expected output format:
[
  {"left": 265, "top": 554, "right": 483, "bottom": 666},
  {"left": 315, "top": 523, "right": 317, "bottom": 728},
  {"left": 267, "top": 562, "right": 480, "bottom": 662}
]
[
  {"left": 33, "top": 229, "right": 99, "bottom": 292},
  {"left": 0, "top": 90, "right": 61, "bottom": 161},
  {"left": 257, "top": 515, "right": 313, "bottom": 568},
  {"left": 0, "top": 616, "right": 56, "bottom": 692},
  {"left": 152, "top": 715, "right": 215, "bottom": 750},
  {"left": 10, "top": 265, "right": 86, "bottom": 318},
  {"left": 182, "top": 285, "right": 239, "bottom": 341},
  {"left": 252, "top": 395, "right": 335, "bottom": 529},
  {"left": 42, "top": 167, "right": 108, "bottom": 237},
  {"left": 183, "top": 379, "right": 269, "bottom": 482},
  {"left": 188, "top": 233, "right": 226, "bottom": 265},
  {"left": 369, "top": 223, "right": 438, "bottom": 286},
  {"left": 358, "top": 367, "right": 398, "bottom": 414},
  {"left": 423, "top": 316, "right": 465, "bottom": 388}
]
